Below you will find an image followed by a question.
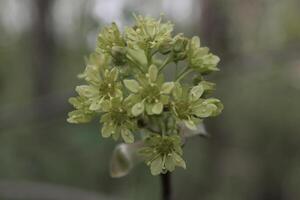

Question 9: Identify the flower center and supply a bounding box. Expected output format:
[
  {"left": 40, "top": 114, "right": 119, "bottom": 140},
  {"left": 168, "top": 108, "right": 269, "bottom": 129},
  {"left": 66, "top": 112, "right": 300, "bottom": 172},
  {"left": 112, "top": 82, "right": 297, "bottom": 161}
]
[
  {"left": 99, "top": 81, "right": 116, "bottom": 97},
  {"left": 141, "top": 85, "right": 160, "bottom": 103},
  {"left": 157, "top": 138, "right": 174, "bottom": 155},
  {"left": 111, "top": 111, "right": 127, "bottom": 126},
  {"left": 175, "top": 101, "right": 191, "bottom": 119}
]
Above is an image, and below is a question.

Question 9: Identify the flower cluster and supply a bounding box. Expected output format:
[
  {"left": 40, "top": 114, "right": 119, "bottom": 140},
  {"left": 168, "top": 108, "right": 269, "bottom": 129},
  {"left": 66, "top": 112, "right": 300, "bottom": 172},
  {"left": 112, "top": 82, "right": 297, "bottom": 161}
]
[
  {"left": 139, "top": 134, "right": 185, "bottom": 175},
  {"left": 68, "top": 14, "right": 223, "bottom": 175}
]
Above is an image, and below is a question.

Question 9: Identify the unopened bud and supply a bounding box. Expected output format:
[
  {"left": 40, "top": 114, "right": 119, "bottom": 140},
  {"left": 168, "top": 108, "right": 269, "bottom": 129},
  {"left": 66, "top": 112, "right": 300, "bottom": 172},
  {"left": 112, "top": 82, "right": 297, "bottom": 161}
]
[
  {"left": 158, "top": 41, "right": 172, "bottom": 55},
  {"left": 173, "top": 35, "right": 188, "bottom": 53},
  {"left": 111, "top": 46, "right": 127, "bottom": 65}
]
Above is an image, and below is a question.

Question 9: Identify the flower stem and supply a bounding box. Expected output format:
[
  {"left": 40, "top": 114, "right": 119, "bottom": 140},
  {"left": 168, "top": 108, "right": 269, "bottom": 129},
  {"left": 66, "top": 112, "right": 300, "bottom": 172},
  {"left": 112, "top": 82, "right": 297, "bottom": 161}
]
[
  {"left": 175, "top": 68, "right": 192, "bottom": 82},
  {"left": 127, "top": 58, "right": 145, "bottom": 73},
  {"left": 161, "top": 172, "right": 172, "bottom": 200},
  {"left": 174, "top": 63, "right": 178, "bottom": 79},
  {"left": 159, "top": 55, "right": 173, "bottom": 73}
]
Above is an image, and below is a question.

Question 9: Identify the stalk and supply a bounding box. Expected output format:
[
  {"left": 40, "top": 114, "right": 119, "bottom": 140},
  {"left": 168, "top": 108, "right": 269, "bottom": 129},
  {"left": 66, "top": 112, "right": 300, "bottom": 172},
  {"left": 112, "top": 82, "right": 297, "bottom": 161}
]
[{"left": 161, "top": 172, "right": 172, "bottom": 200}]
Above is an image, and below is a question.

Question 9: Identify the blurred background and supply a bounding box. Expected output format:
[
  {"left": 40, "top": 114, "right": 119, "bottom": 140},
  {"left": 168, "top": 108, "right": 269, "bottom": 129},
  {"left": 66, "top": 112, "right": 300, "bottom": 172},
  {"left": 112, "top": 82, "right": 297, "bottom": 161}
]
[{"left": 0, "top": 0, "right": 300, "bottom": 199}]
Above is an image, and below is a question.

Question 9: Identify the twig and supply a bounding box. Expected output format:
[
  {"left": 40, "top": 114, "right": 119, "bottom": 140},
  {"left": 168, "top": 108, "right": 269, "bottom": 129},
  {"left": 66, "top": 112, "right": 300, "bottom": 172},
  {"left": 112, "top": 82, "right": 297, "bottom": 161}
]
[{"left": 161, "top": 172, "right": 172, "bottom": 200}]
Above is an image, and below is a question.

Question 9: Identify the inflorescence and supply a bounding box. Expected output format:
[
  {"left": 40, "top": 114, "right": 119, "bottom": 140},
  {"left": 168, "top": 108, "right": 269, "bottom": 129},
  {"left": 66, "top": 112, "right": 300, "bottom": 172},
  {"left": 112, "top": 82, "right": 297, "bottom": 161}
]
[{"left": 67, "top": 14, "right": 223, "bottom": 175}]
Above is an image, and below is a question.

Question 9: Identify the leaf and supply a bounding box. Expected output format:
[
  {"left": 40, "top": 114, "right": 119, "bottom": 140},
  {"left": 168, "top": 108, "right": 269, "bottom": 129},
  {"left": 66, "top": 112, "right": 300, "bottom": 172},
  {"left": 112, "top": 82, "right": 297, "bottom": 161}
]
[
  {"left": 152, "top": 102, "right": 163, "bottom": 114},
  {"left": 110, "top": 144, "right": 131, "bottom": 178},
  {"left": 150, "top": 157, "right": 163, "bottom": 175},
  {"left": 124, "top": 79, "right": 140, "bottom": 93},
  {"left": 110, "top": 143, "right": 142, "bottom": 178},
  {"left": 148, "top": 65, "right": 158, "bottom": 82},
  {"left": 161, "top": 82, "right": 174, "bottom": 94},
  {"left": 131, "top": 102, "right": 144, "bottom": 116},
  {"left": 121, "top": 129, "right": 134, "bottom": 143}
]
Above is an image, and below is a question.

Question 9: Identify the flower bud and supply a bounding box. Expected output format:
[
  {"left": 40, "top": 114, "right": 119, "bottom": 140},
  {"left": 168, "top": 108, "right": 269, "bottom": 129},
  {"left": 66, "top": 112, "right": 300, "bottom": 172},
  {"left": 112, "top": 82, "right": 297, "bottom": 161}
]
[
  {"left": 111, "top": 46, "right": 127, "bottom": 65},
  {"left": 158, "top": 40, "right": 172, "bottom": 55},
  {"left": 112, "top": 46, "right": 126, "bottom": 57},
  {"left": 173, "top": 35, "right": 188, "bottom": 53},
  {"left": 173, "top": 51, "right": 187, "bottom": 62}
]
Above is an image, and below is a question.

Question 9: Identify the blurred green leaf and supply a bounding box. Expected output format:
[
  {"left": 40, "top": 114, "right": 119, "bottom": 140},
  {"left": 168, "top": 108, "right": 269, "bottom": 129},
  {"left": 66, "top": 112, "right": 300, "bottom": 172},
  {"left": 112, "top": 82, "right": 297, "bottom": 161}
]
[{"left": 110, "top": 142, "right": 142, "bottom": 178}]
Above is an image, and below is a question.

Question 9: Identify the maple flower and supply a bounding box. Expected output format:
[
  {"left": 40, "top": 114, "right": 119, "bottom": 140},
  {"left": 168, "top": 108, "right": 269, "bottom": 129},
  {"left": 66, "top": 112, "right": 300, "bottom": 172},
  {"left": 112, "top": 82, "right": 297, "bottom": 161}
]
[{"left": 139, "top": 134, "right": 185, "bottom": 175}]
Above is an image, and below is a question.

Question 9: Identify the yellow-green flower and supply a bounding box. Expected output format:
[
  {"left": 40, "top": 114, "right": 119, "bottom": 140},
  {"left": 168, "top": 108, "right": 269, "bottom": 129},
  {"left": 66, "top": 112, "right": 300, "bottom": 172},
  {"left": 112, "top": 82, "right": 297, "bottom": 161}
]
[
  {"left": 78, "top": 53, "right": 110, "bottom": 84},
  {"left": 125, "top": 15, "right": 173, "bottom": 50},
  {"left": 187, "top": 36, "right": 220, "bottom": 74},
  {"left": 76, "top": 68, "right": 122, "bottom": 112},
  {"left": 123, "top": 65, "right": 174, "bottom": 116},
  {"left": 171, "top": 82, "right": 223, "bottom": 130},
  {"left": 172, "top": 34, "right": 189, "bottom": 62},
  {"left": 139, "top": 134, "right": 185, "bottom": 175},
  {"left": 100, "top": 97, "right": 137, "bottom": 143},
  {"left": 96, "top": 23, "right": 127, "bottom": 65},
  {"left": 67, "top": 96, "right": 94, "bottom": 124},
  {"left": 67, "top": 14, "right": 223, "bottom": 176},
  {"left": 97, "top": 22, "right": 125, "bottom": 54}
]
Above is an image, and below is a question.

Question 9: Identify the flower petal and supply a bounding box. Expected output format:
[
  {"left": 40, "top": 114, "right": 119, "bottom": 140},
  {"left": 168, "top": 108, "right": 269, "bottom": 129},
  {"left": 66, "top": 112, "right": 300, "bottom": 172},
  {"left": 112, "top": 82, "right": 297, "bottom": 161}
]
[
  {"left": 165, "top": 155, "right": 175, "bottom": 172},
  {"left": 102, "top": 124, "right": 115, "bottom": 138},
  {"left": 124, "top": 79, "right": 140, "bottom": 93},
  {"left": 131, "top": 102, "right": 145, "bottom": 116},
  {"left": 152, "top": 102, "right": 163, "bottom": 114},
  {"left": 150, "top": 157, "right": 163, "bottom": 175},
  {"left": 193, "top": 103, "right": 217, "bottom": 118},
  {"left": 148, "top": 64, "right": 158, "bottom": 82},
  {"left": 75, "top": 85, "right": 98, "bottom": 98},
  {"left": 184, "top": 120, "right": 197, "bottom": 130},
  {"left": 172, "top": 152, "right": 186, "bottom": 169},
  {"left": 172, "top": 82, "right": 182, "bottom": 99},
  {"left": 189, "top": 84, "right": 204, "bottom": 101},
  {"left": 161, "top": 82, "right": 174, "bottom": 94},
  {"left": 121, "top": 129, "right": 134, "bottom": 143}
]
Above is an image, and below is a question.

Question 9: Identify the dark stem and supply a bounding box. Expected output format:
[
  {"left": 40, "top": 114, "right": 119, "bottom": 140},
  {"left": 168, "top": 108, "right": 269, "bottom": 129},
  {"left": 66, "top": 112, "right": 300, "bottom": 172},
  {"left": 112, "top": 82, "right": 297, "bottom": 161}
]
[{"left": 160, "top": 172, "right": 172, "bottom": 200}]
